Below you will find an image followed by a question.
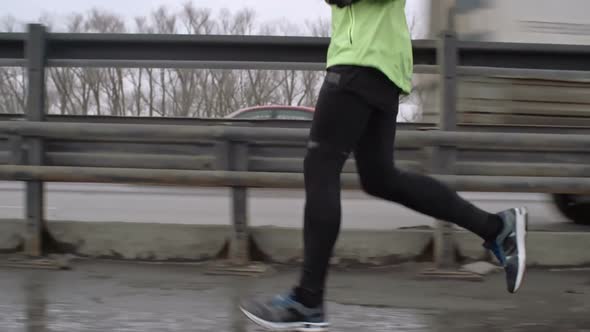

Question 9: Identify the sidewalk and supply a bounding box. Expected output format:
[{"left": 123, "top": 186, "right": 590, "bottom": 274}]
[{"left": 0, "top": 260, "right": 589, "bottom": 331}]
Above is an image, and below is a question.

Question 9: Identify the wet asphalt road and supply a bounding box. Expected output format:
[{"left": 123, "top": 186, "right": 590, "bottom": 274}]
[{"left": 0, "top": 260, "right": 589, "bottom": 332}]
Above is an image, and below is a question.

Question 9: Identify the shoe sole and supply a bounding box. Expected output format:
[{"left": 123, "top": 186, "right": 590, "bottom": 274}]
[
  {"left": 240, "top": 306, "right": 330, "bottom": 332},
  {"left": 512, "top": 207, "right": 528, "bottom": 293}
]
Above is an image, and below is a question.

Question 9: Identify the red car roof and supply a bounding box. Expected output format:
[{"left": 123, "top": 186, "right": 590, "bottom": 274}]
[
  {"left": 237, "top": 105, "right": 314, "bottom": 112},
  {"left": 226, "top": 105, "right": 315, "bottom": 118}
]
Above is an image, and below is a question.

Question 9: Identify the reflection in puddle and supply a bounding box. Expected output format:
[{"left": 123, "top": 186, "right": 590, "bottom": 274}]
[
  {"left": 0, "top": 266, "right": 585, "bottom": 332},
  {"left": 326, "top": 303, "right": 436, "bottom": 331},
  {"left": 24, "top": 274, "right": 48, "bottom": 332}
]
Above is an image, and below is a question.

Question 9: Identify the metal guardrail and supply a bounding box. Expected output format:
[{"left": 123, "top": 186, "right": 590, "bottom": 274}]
[
  {"left": 3, "top": 28, "right": 590, "bottom": 72},
  {"left": 1, "top": 24, "right": 590, "bottom": 270},
  {"left": 4, "top": 121, "right": 590, "bottom": 148},
  {"left": 0, "top": 32, "right": 434, "bottom": 70},
  {"left": 1, "top": 166, "right": 590, "bottom": 194},
  {"left": 2, "top": 125, "right": 590, "bottom": 177}
]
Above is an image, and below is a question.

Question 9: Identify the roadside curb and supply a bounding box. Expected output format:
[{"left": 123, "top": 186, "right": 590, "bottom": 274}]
[{"left": 1, "top": 220, "right": 589, "bottom": 266}]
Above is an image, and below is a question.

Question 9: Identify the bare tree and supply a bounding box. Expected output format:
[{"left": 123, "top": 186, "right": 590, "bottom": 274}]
[
  {"left": 132, "top": 16, "right": 157, "bottom": 116},
  {"left": 234, "top": 12, "right": 285, "bottom": 108},
  {"left": 128, "top": 67, "right": 143, "bottom": 116},
  {"left": 40, "top": 13, "right": 81, "bottom": 115},
  {"left": 203, "top": 8, "right": 264, "bottom": 118},
  {"left": 0, "top": 68, "right": 26, "bottom": 113},
  {"left": 49, "top": 66, "right": 76, "bottom": 114},
  {"left": 149, "top": 6, "right": 179, "bottom": 116},
  {"left": 181, "top": 2, "right": 214, "bottom": 34},
  {"left": 271, "top": 22, "right": 303, "bottom": 106},
  {"left": 1, "top": 4, "right": 356, "bottom": 119},
  {"left": 0, "top": 15, "right": 21, "bottom": 32},
  {"left": 296, "top": 18, "right": 331, "bottom": 107},
  {"left": 163, "top": 3, "right": 218, "bottom": 117},
  {"left": 0, "top": 16, "right": 26, "bottom": 114},
  {"left": 85, "top": 10, "right": 127, "bottom": 116},
  {"left": 65, "top": 15, "right": 92, "bottom": 115}
]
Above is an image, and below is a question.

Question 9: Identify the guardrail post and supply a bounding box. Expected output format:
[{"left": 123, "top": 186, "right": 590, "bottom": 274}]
[
  {"left": 229, "top": 141, "right": 249, "bottom": 264},
  {"left": 433, "top": 29, "right": 458, "bottom": 270},
  {"left": 24, "top": 24, "right": 47, "bottom": 257},
  {"left": 420, "top": 24, "right": 480, "bottom": 281},
  {"left": 207, "top": 140, "right": 270, "bottom": 276},
  {"left": 9, "top": 136, "right": 25, "bottom": 165}
]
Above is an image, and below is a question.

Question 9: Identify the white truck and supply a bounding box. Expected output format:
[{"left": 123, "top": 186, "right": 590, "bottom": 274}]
[{"left": 419, "top": 0, "right": 590, "bottom": 225}]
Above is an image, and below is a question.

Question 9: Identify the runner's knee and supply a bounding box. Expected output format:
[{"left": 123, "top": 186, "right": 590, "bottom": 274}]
[
  {"left": 358, "top": 166, "right": 401, "bottom": 199},
  {"left": 304, "top": 140, "right": 349, "bottom": 177}
]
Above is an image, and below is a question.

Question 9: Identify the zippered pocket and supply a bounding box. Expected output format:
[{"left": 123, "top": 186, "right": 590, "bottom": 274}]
[{"left": 348, "top": 5, "right": 355, "bottom": 44}]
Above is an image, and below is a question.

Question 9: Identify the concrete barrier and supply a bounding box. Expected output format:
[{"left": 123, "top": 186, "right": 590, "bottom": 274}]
[
  {"left": 0, "top": 221, "right": 23, "bottom": 252},
  {"left": 250, "top": 227, "right": 433, "bottom": 264},
  {"left": 0, "top": 219, "right": 589, "bottom": 266}
]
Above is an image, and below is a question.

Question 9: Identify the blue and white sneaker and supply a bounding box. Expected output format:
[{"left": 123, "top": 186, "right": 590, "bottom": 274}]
[
  {"left": 484, "top": 207, "right": 528, "bottom": 293},
  {"left": 240, "top": 292, "right": 329, "bottom": 332}
]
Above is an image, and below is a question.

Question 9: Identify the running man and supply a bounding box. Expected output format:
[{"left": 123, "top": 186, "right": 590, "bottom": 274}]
[{"left": 240, "top": 1, "right": 528, "bottom": 331}]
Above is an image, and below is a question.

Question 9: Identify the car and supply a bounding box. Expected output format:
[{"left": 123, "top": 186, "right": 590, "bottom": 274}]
[{"left": 225, "top": 105, "right": 314, "bottom": 121}]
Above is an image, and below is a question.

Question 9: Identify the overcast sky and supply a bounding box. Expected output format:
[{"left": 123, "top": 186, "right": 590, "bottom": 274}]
[
  {"left": 5, "top": 0, "right": 326, "bottom": 25},
  {"left": 3, "top": 0, "right": 430, "bottom": 36}
]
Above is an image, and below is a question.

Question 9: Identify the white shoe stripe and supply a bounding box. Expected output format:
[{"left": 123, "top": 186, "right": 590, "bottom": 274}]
[
  {"left": 513, "top": 207, "right": 528, "bottom": 293},
  {"left": 240, "top": 306, "right": 330, "bottom": 332}
]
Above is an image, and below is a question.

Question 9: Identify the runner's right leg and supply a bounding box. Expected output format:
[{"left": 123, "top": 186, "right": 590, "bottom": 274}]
[{"left": 353, "top": 76, "right": 527, "bottom": 294}]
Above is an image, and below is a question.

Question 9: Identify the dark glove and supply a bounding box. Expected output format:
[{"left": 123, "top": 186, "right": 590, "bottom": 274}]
[{"left": 325, "top": 0, "right": 361, "bottom": 8}]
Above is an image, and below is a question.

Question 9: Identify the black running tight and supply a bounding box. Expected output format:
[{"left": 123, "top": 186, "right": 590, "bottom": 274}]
[{"left": 296, "top": 65, "right": 502, "bottom": 306}]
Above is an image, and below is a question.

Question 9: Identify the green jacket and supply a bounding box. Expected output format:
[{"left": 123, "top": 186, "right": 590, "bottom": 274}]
[{"left": 327, "top": 0, "right": 413, "bottom": 94}]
